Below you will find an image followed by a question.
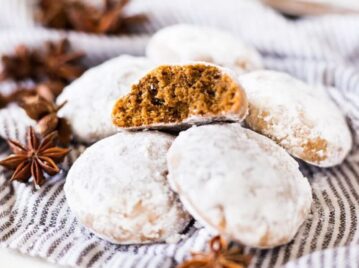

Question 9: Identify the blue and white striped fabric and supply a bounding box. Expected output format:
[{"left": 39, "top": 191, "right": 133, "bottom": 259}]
[{"left": 1, "top": 0, "right": 359, "bottom": 267}]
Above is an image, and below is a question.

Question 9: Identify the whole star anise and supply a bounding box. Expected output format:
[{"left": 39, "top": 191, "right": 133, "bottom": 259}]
[
  {"left": 36, "top": 0, "right": 147, "bottom": 34},
  {"left": 0, "top": 39, "right": 85, "bottom": 83},
  {"left": 178, "top": 236, "right": 252, "bottom": 268},
  {"left": 41, "top": 39, "right": 85, "bottom": 83},
  {"left": 19, "top": 95, "right": 72, "bottom": 146},
  {"left": 0, "top": 127, "right": 70, "bottom": 188},
  {"left": 0, "top": 45, "right": 42, "bottom": 81}
]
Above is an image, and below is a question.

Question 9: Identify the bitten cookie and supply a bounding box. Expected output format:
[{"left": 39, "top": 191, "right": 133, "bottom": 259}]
[
  {"left": 146, "top": 24, "right": 263, "bottom": 74},
  {"left": 239, "top": 70, "right": 352, "bottom": 167},
  {"left": 57, "top": 55, "right": 154, "bottom": 143},
  {"left": 167, "top": 124, "right": 312, "bottom": 248},
  {"left": 64, "top": 131, "right": 191, "bottom": 244},
  {"left": 112, "top": 63, "right": 248, "bottom": 129}
]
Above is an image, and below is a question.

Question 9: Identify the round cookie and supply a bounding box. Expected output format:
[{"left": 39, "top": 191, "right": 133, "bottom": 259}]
[
  {"left": 146, "top": 24, "right": 263, "bottom": 74},
  {"left": 239, "top": 70, "right": 352, "bottom": 167},
  {"left": 112, "top": 63, "right": 248, "bottom": 129},
  {"left": 64, "top": 131, "right": 191, "bottom": 244},
  {"left": 57, "top": 55, "right": 154, "bottom": 144},
  {"left": 167, "top": 124, "right": 312, "bottom": 248}
]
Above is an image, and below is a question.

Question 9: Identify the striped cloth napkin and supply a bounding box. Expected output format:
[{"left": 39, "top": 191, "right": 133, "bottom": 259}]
[{"left": 1, "top": 0, "right": 359, "bottom": 267}]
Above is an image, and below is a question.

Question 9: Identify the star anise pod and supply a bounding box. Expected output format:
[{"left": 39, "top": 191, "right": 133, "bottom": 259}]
[
  {"left": 6, "top": 88, "right": 36, "bottom": 104},
  {"left": 34, "top": 80, "right": 67, "bottom": 102},
  {"left": 0, "top": 39, "right": 85, "bottom": 83},
  {"left": 19, "top": 95, "right": 72, "bottom": 146},
  {"left": 36, "top": 0, "right": 147, "bottom": 34},
  {"left": 0, "top": 93, "right": 8, "bottom": 108},
  {"left": 4, "top": 80, "right": 66, "bottom": 107},
  {"left": 0, "top": 87, "right": 36, "bottom": 110},
  {"left": 178, "top": 236, "right": 252, "bottom": 268},
  {"left": 0, "top": 127, "right": 70, "bottom": 188}
]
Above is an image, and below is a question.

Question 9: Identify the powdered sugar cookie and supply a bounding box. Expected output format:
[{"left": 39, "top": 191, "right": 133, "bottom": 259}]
[
  {"left": 112, "top": 63, "right": 248, "bottom": 129},
  {"left": 167, "top": 124, "right": 312, "bottom": 248},
  {"left": 239, "top": 70, "right": 352, "bottom": 167},
  {"left": 57, "top": 55, "right": 154, "bottom": 143},
  {"left": 64, "top": 131, "right": 190, "bottom": 244},
  {"left": 146, "top": 24, "right": 263, "bottom": 74}
]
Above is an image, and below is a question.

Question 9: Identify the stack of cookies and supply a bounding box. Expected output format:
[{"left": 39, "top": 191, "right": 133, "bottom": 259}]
[{"left": 61, "top": 24, "right": 352, "bottom": 249}]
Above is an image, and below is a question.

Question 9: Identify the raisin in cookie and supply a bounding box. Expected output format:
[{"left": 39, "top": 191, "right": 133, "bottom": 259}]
[
  {"left": 57, "top": 55, "right": 154, "bottom": 143},
  {"left": 146, "top": 24, "right": 263, "bottom": 74},
  {"left": 112, "top": 63, "right": 248, "bottom": 129},
  {"left": 239, "top": 70, "right": 352, "bottom": 167},
  {"left": 64, "top": 131, "right": 191, "bottom": 244},
  {"left": 167, "top": 124, "right": 312, "bottom": 248}
]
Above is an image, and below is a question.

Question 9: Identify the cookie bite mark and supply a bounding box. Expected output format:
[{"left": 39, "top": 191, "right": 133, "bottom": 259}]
[{"left": 112, "top": 63, "right": 248, "bottom": 129}]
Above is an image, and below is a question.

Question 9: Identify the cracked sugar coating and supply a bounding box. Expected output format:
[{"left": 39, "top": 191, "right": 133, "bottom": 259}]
[
  {"left": 167, "top": 124, "right": 312, "bottom": 248},
  {"left": 112, "top": 63, "right": 248, "bottom": 129},
  {"left": 239, "top": 70, "right": 352, "bottom": 167},
  {"left": 57, "top": 55, "right": 154, "bottom": 143},
  {"left": 64, "top": 131, "right": 191, "bottom": 244},
  {"left": 146, "top": 24, "right": 263, "bottom": 74}
]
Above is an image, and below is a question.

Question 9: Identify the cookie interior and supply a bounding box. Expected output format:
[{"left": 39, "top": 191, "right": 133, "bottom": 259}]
[{"left": 112, "top": 64, "right": 246, "bottom": 128}]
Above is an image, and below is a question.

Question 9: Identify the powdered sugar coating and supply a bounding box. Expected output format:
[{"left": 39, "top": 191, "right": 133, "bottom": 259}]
[
  {"left": 239, "top": 70, "right": 352, "bottom": 167},
  {"left": 64, "top": 131, "right": 190, "bottom": 244},
  {"left": 146, "top": 24, "right": 263, "bottom": 74},
  {"left": 57, "top": 55, "right": 154, "bottom": 143},
  {"left": 167, "top": 124, "right": 312, "bottom": 248}
]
